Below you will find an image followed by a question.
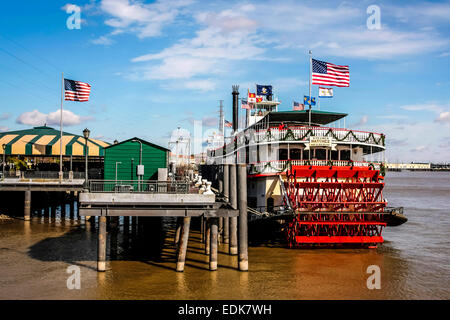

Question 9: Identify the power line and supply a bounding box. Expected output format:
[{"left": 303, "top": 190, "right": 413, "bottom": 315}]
[{"left": 0, "top": 33, "right": 61, "bottom": 72}]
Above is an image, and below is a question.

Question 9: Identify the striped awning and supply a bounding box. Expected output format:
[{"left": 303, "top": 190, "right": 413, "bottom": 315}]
[{"left": 0, "top": 126, "right": 110, "bottom": 157}]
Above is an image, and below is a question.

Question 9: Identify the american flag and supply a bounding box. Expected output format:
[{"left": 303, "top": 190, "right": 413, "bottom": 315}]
[
  {"left": 64, "top": 79, "right": 91, "bottom": 102},
  {"left": 312, "top": 59, "right": 349, "bottom": 87},
  {"left": 293, "top": 101, "right": 304, "bottom": 111},
  {"left": 241, "top": 99, "right": 251, "bottom": 109},
  {"left": 225, "top": 120, "right": 232, "bottom": 128}
]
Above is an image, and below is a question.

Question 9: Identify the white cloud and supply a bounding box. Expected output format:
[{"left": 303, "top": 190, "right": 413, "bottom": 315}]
[
  {"left": 91, "top": 35, "right": 114, "bottom": 45},
  {"left": 0, "top": 113, "right": 11, "bottom": 121},
  {"left": 352, "top": 115, "right": 368, "bottom": 127},
  {"left": 16, "top": 109, "right": 92, "bottom": 126},
  {"left": 99, "top": 0, "right": 192, "bottom": 38},
  {"left": 0, "top": 126, "right": 9, "bottom": 132},
  {"left": 435, "top": 111, "right": 450, "bottom": 124},
  {"left": 401, "top": 102, "right": 446, "bottom": 113}
]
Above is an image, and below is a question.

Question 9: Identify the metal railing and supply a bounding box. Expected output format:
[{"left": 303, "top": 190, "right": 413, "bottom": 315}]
[
  {"left": 249, "top": 159, "right": 382, "bottom": 175},
  {"left": 208, "top": 125, "right": 385, "bottom": 158},
  {"left": 88, "top": 180, "right": 190, "bottom": 194}
]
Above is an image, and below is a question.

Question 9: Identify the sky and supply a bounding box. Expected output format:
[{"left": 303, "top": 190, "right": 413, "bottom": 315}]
[{"left": 0, "top": 0, "right": 449, "bottom": 163}]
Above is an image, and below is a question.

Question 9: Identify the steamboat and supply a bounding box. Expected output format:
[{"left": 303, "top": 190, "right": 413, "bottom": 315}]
[{"left": 206, "top": 85, "right": 406, "bottom": 247}]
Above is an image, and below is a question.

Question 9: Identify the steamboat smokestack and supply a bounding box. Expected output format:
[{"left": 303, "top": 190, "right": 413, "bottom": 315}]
[{"left": 232, "top": 85, "right": 239, "bottom": 133}]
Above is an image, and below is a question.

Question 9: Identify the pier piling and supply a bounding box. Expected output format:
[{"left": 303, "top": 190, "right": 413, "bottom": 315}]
[
  {"left": 237, "top": 163, "right": 248, "bottom": 271},
  {"left": 205, "top": 218, "right": 211, "bottom": 255},
  {"left": 24, "top": 190, "right": 31, "bottom": 221},
  {"left": 210, "top": 217, "right": 218, "bottom": 271},
  {"left": 174, "top": 217, "right": 182, "bottom": 245},
  {"left": 223, "top": 164, "right": 230, "bottom": 244},
  {"left": 69, "top": 192, "right": 74, "bottom": 220},
  {"left": 176, "top": 217, "right": 191, "bottom": 272},
  {"left": 98, "top": 216, "right": 107, "bottom": 272},
  {"left": 229, "top": 163, "right": 238, "bottom": 255}
]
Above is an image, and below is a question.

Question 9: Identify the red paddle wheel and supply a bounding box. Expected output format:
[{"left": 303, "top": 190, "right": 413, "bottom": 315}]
[{"left": 283, "top": 165, "right": 387, "bottom": 247}]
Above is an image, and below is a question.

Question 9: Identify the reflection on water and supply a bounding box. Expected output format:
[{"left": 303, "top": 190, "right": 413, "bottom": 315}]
[{"left": 0, "top": 171, "right": 449, "bottom": 299}]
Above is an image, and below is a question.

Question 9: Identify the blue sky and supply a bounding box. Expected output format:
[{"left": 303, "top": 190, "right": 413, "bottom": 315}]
[{"left": 0, "top": 0, "right": 449, "bottom": 162}]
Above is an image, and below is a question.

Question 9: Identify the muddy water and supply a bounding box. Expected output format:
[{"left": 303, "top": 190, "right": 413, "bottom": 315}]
[{"left": 0, "top": 171, "right": 449, "bottom": 299}]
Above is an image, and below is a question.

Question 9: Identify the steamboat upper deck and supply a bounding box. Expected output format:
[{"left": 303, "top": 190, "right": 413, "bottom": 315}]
[{"left": 207, "top": 110, "right": 386, "bottom": 174}]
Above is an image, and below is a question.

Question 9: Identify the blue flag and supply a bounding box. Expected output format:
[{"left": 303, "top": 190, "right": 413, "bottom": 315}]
[
  {"left": 256, "top": 84, "right": 272, "bottom": 96},
  {"left": 303, "top": 95, "right": 316, "bottom": 106}
]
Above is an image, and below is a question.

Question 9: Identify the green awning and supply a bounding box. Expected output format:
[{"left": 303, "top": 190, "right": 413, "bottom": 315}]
[{"left": 260, "top": 110, "right": 348, "bottom": 126}]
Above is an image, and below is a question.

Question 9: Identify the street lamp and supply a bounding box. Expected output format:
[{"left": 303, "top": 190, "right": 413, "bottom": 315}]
[
  {"left": 131, "top": 139, "right": 143, "bottom": 191},
  {"left": 2, "top": 144, "right": 6, "bottom": 181},
  {"left": 83, "top": 128, "right": 90, "bottom": 188}
]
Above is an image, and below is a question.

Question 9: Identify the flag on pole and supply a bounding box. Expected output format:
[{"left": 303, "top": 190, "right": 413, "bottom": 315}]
[
  {"left": 303, "top": 95, "right": 316, "bottom": 106},
  {"left": 256, "top": 95, "right": 263, "bottom": 103},
  {"left": 64, "top": 79, "right": 91, "bottom": 102},
  {"left": 248, "top": 90, "right": 256, "bottom": 103},
  {"left": 293, "top": 101, "right": 304, "bottom": 110},
  {"left": 312, "top": 59, "right": 349, "bottom": 87},
  {"left": 241, "top": 99, "right": 251, "bottom": 109},
  {"left": 256, "top": 84, "right": 272, "bottom": 96},
  {"left": 224, "top": 120, "right": 232, "bottom": 128},
  {"left": 319, "top": 87, "right": 333, "bottom": 98}
]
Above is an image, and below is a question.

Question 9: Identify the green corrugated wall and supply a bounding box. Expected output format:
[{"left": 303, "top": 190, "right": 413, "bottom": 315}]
[{"left": 104, "top": 140, "right": 167, "bottom": 181}]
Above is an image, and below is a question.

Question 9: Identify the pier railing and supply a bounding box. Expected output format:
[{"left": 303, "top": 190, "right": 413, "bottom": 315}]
[
  {"left": 249, "top": 160, "right": 382, "bottom": 175},
  {"left": 88, "top": 180, "right": 190, "bottom": 194}
]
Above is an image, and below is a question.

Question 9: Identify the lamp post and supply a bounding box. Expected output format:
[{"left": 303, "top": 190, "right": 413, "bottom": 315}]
[
  {"left": 131, "top": 139, "right": 143, "bottom": 191},
  {"left": 2, "top": 144, "right": 5, "bottom": 181},
  {"left": 83, "top": 128, "right": 90, "bottom": 188}
]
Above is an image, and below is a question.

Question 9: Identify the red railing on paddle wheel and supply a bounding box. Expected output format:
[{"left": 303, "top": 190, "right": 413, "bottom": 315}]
[{"left": 283, "top": 166, "right": 387, "bottom": 247}]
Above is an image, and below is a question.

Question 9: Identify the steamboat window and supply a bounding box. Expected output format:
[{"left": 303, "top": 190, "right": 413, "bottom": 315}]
[
  {"left": 267, "top": 197, "right": 274, "bottom": 212},
  {"left": 302, "top": 149, "right": 310, "bottom": 160},
  {"left": 278, "top": 149, "right": 288, "bottom": 161},
  {"left": 340, "top": 149, "right": 350, "bottom": 160},
  {"left": 290, "top": 149, "right": 301, "bottom": 160},
  {"left": 314, "top": 148, "right": 326, "bottom": 160},
  {"left": 331, "top": 150, "right": 339, "bottom": 160}
]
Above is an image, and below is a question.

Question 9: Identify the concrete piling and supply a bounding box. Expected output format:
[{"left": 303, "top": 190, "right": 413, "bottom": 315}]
[
  {"left": 237, "top": 163, "right": 248, "bottom": 271},
  {"left": 210, "top": 217, "right": 218, "bottom": 271},
  {"left": 61, "top": 193, "right": 66, "bottom": 220},
  {"left": 229, "top": 163, "right": 238, "bottom": 255},
  {"left": 223, "top": 164, "right": 230, "bottom": 244},
  {"left": 69, "top": 192, "right": 75, "bottom": 219},
  {"left": 98, "top": 215, "right": 107, "bottom": 272},
  {"left": 24, "top": 190, "right": 31, "bottom": 221},
  {"left": 174, "top": 217, "right": 182, "bottom": 245},
  {"left": 205, "top": 218, "right": 211, "bottom": 255},
  {"left": 176, "top": 217, "right": 191, "bottom": 272}
]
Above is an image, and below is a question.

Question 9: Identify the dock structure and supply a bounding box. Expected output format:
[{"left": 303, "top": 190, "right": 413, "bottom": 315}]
[
  {"left": 0, "top": 163, "right": 249, "bottom": 273},
  {"left": 78, "top": 175, "right": 244, "bottom": 272},
  {"left": 0, "top": 178, "right": 85, "bottom": 221}
]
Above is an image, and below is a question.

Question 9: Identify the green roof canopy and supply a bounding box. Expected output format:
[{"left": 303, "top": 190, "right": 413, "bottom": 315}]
[{"left": 259, "top": 110, "right": 348, "bottom": 126}]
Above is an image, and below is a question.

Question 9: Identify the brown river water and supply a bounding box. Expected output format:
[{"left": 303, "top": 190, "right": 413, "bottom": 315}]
[{"left": 0, "top": 171, "right": 449, "bottom": 299}]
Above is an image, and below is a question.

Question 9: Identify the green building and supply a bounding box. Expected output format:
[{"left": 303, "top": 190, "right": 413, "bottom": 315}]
[{"left": 104, "top": 137, "right": 169, "bottom": 181}]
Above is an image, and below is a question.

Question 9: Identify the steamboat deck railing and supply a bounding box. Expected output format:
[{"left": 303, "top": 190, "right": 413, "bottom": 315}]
[
  {"left": 248, "top": 160, "right": 382, "bottom": 175},
  {"left": 208, "top": 125, "right": 385, "bottom": 159}
]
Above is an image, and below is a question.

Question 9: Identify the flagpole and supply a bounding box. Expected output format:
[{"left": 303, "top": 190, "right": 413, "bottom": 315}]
[
  {"left": 308, "top": 50, "right": 312, "bottom": 127},
  {"left": 59, "top": 72, "right": 64, "bottom": 182}
]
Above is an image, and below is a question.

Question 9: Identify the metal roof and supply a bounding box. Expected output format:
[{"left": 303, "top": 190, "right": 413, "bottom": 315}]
[
  {"left": 260, "top": 110, "right": 348, "bottom": 126},
  {"left": 105, "top": 137, "right": 170, "bottom": 152},
  {"left": 0, "top": 125, "right": 111, "bottom": 157}
]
